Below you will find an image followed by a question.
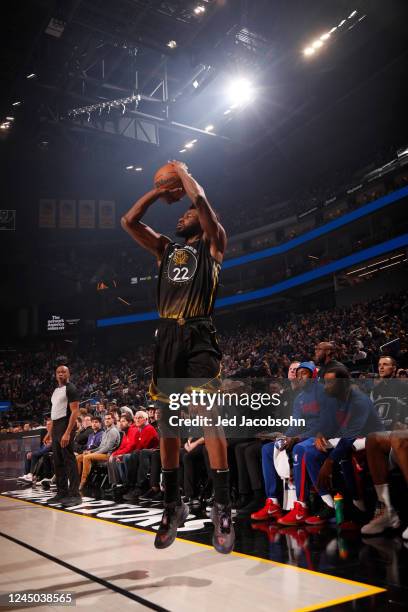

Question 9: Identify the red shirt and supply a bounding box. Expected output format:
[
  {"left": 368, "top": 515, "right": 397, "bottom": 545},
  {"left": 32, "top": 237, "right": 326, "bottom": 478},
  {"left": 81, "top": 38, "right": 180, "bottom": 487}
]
[
  {"left": 112, "top": 424, "right": 138, "bottom": 456},
  {"left": 134, "top": 423, "right": 159, "bottom": 451},
  {"left": 112, "top": 423, "right": 158, "bottom": 456}
]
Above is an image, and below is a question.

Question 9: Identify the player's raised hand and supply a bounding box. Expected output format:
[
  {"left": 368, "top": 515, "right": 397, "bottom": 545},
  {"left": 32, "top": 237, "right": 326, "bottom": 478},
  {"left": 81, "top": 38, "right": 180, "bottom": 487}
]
[
  {"left": 156, "top": 186, "right": 185, "bottom": 204},
  {"left": 169, "top": 160, "right": 189, "bottom": 175}
]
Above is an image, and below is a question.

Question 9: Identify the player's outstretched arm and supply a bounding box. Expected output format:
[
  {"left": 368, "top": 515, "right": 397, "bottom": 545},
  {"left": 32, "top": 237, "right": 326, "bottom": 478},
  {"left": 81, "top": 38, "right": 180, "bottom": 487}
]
[
  {"left": 170, "top": 160, "right": 227, "bottom": 261},
  {"left": 121, "top": 188, "right": 171, "bottom": 263}
]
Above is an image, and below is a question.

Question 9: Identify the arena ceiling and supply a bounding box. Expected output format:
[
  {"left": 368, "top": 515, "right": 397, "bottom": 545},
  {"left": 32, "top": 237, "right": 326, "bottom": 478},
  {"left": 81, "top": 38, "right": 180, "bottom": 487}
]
[{"left": 1, "top": 0, "right": 408, "bottom": 195}]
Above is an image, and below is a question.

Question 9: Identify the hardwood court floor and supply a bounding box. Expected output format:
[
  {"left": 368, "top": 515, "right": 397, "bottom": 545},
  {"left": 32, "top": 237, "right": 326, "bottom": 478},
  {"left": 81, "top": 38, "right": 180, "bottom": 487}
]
[{"left": 0, "top": 492, "right": 391, "bottom": 612}]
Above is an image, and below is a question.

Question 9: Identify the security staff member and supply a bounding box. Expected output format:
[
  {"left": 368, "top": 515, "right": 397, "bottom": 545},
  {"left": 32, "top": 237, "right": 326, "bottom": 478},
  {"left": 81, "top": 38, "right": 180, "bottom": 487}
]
[{"left": 47, "top": 364, "right": 81, "bottom": 506}]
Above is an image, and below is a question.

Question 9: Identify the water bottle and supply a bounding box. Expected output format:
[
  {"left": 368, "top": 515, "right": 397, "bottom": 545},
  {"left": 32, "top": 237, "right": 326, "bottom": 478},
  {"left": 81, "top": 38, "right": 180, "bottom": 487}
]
[{"left": 334, "top": 493, "right": 344, "bottom": 525}]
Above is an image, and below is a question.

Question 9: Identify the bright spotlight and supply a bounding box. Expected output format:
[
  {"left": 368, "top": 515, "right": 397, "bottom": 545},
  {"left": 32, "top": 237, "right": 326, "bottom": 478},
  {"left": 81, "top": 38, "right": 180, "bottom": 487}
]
[
  {"left": 12, "top": 101, "right": 22, "bottom": 106},
  {"left": 348, "top": 10, "right": 357, "bottom": 19},
  {"left": 205, "top": 125, "right": 214, "bottom": 132},
  {"left": 192, "top": 80, "right": 199, "bottom": 89},
  {"left": 167, "top": 40, "right": 177, "bottom": 49},
  {"left": 303, "top": 47, "right": 315, "bottom": 56},
  {"left": 6, "top": 116, "right": 15, "bottom": 121},
  {"left": 312, "top": 40, "right": 323, "bottom": 49},
  {"left": 227, "top": 78, "right": 254, "bottom": 106},
  {"left": 135, "top": 167, "right": 143, "bottom": 172},
  {"left": 26, "top": 73, "right": 36, "bottom": 79},
  {"left": 320, "top": 32, "right": 331, "bottom": 41},
  {"left": 125, "top": 165, "right": 134, "bottom": 170},
  {"left": 338, "top": 19, "right": 346, "bottom": 27},
  {"left": 194, "top": 5, "right": 205, "bottom": 15},
  {"left": 179, "top": 149, "right": 187, "bottom": 153},
  {"left": 185, "top": 142, "right": 194, "bottom": 149}
]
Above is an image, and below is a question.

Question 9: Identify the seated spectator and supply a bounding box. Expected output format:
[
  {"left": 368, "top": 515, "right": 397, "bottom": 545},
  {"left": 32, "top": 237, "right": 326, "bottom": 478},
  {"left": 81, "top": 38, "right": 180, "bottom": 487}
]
[
  {"left": 252, "top": 361, "right": 321, "bottom": 522},
  {"left": 120, "top": 406, "right": 134, "bottom": 419},
  {"left": 18, "top": 418, "right": 52, "bottom": 483},
  {"left": 77, "top": 413, "right": 120, "bottom": 490},
  {"left": 120, "top": 410, "right": 160, "bottom": 499},
  {"left": 73, "top": 415, "right": 93, "bottom": 454},
  {"left": 314, "top": 342, "right": 344, "bottom": 379},
  {"left": 84, "top": 416, "right": 103, "bottom": 452},
  {"left": 302, "top": 366, "right": 383, "bottom": 526},
  {"left": 107, "top": 414, "right": 138, "bottom": 489},
  {"left": 370, "top": 356, "right": 408, "bottom": 430}
]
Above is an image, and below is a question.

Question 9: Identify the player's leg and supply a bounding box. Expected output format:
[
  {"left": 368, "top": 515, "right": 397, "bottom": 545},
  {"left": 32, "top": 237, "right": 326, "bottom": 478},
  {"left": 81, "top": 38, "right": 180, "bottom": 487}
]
[
  {"left": 362, "top": 432, "right": 402, "bottom": 535},
  {"left": 389, "top": 430, "right": 408, "bottom": 482},
  {"left": 187, "top": 346, "right": 235, "bottom": 554},
  {"left": 278, "top": 439, "right": 312, "bottom": 526},
  {"left": 304, "top": 444, "right": 335, "bottom": 525},
  {"left": 251, "top": 441, "right": 282, "bottom": 520}
]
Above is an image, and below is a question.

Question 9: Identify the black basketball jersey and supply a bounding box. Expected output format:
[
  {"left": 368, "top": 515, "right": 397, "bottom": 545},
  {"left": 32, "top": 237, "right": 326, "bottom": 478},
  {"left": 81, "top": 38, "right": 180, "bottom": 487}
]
[{"left": 157, "top": 239, "right": 221, "bottom": 319}]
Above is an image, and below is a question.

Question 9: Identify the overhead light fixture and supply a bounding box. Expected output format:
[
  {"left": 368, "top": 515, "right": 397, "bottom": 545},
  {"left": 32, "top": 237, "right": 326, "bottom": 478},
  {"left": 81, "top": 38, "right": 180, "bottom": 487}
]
[
  {"left": 329, "top": 26, "right": 337, "bottom": 33},
  {"left": 390, "top": 253, "right": 405, "bottom": 259},
  {"left": 312, "top": 40, "right": 323, "bottom": 49},
  {"left": 224, "top": 109, "right": 232, "bottom": 115},
  {"left": 348, "top": 10, "right": 357, "bottom": 19},
  {"left": 227, "top": 78, "right": 255, "bottom": 106},
  {"left": 185, "top": 142, "right": 194, "bottom": 149},
  {"left": 135, "top": 167, "right": 142, "bottom": 172},
  {"left": 179, "top": 149, "right": 187, "bottom": 153},
  {"left": 205, "top": 125, "right": 214, "bottom": 132},
  {"left": 379, "top": 261, "right": 402, "bottom": 271},
  {"left": 320, "top": 32, "right": 331, "bottom": 41},
  {"left": 338, "top": 19, "right": 346, "bottom": 27},
  {"left": 192, "top": 80, "right": 199, "bottom": 89},
  {"left": 191, "top": 139, "right": 198, "bottom": 144},
  {"left": 26, "top": 73, "right": 36, "bottom": 79},
  {"left": 167, "top": 40, "right": 177, "bottom": 49},
  {"left": 125, "top": 165, "right": 134, "bottom": 170},
  {"left": 0, "top": 124, "right": 9, "bottom": 130},
  {"left": 194, "top": 5, "right": 205, "bottom": 15},
  {"left": 6, "top": 116, "right": 14, "bottom": 121},
  {"left": 12, "top": 101, "right": 21, "bottom": 106},
  {"left": 303, "top": 47, "right": 315, "bottom": 56}
]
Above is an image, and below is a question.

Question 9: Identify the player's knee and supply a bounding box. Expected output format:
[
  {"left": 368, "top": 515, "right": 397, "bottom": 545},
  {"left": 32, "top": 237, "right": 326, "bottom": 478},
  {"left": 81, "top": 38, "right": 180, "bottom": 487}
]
[
  {"left": 366, "top": 431, "right": 384, "bottom": 451},
  {"left": 390, "top": 431, "right": 408, "bottom": 452}
]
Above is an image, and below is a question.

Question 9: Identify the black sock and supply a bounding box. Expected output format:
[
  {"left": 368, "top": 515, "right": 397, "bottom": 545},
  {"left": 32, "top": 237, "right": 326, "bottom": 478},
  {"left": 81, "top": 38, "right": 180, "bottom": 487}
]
[
  {"left": 162, "top": 468, "right": 180, "bottom": 505},
  {"left": 212, "top": 468, "right": 231, "bottom": 505}
]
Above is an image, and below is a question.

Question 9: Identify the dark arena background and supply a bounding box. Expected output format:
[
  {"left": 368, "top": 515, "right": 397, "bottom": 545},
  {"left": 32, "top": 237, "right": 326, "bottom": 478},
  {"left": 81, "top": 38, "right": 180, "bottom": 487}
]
[{"left": 1, "top": 1, "right": 408, "bottom": 610}]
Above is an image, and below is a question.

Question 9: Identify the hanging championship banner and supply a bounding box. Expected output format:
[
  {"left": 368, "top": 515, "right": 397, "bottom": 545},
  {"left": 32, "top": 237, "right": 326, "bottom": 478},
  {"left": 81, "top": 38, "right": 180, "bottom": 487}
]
[
  {"left": 39, "top": 199, "right": 56, "bottom": 228},
  {"left": 99, "top": 200, "right": 115, "bottom": 229},
  {"left": 78, "top": 200, "right": 95, "bottom": 228},
  {"left": 59, "top": 200, "right": 76, "bottom": 228}
]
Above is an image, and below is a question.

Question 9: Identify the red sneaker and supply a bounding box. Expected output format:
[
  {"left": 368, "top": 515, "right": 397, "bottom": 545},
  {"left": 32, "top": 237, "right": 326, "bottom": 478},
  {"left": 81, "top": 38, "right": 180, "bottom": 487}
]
[
  {"left": 304, "top": 504, "right": 335, "bottom": 526},
  {"left": 277, "top": 501, "right": 309, "bottom": 526},
  {"left": 251, "top": 499, "right": 282, "bottom": 521}
]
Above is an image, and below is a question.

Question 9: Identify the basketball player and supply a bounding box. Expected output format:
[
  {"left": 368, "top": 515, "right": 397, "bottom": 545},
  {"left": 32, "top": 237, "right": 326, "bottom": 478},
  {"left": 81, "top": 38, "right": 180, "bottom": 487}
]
[{"left": 121, "top": 160, "right": 234, "bottom": 554}]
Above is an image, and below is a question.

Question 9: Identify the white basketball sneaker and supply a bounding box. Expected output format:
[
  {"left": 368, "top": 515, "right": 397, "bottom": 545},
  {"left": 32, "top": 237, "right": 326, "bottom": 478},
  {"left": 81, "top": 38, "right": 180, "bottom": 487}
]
[{"left": 361, "top": 504, "right": 401, "bottom": 536}]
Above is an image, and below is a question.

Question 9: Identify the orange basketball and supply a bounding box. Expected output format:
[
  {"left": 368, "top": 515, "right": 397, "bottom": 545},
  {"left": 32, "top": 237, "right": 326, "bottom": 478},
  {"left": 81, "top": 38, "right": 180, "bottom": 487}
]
[{"left": 154, "top": 163, "right": 183, "bottom": 190}]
